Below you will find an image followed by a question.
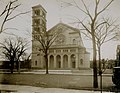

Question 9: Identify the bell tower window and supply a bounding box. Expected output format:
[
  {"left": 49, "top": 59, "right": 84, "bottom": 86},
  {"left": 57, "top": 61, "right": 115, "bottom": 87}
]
[
  {"left": 34, "top": 19, "right": 40, "bottom": 26},
  {"left": 34, "top": 9, "right": 40, "bottom": 16}
]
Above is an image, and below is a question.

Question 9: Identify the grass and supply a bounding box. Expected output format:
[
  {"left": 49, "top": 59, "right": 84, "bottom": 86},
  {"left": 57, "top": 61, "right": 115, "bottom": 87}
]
[{"left": 0, "top": 72, "right": 114, "bottom": 91}]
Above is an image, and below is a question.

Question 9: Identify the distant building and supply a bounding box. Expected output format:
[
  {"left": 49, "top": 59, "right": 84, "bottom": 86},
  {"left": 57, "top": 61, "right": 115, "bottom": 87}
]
[
  {"left": 90, "top": 59, "right": 115, "bottom": 69},
  {"left": 31, "top": 5, "right": 90, "bottom": 69},
  {"left": 116, "top": 45, "right": 120, "bottom": 66},
  {"left": 0, "top": 60, "right": 31, "bottom": 69}
]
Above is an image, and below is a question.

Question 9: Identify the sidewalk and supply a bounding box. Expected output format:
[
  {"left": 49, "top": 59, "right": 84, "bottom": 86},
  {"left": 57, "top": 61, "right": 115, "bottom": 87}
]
[
  {"left": 22, "top": 69, "right": 112, "bottom": 76},
  {"left": 0, "top": 69, "right": 113, "bottom": 76},
  {"left": 0, "top": 84, "right": 113, "bottom": 93}
]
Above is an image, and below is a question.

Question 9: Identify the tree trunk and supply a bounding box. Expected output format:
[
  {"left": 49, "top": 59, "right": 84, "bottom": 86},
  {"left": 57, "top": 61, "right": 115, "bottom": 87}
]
[
  {"left": 10, "top": 61, "right": 14, "bottom": 74},
  {"left": 92, "top": 36, "right": 98, "bottom": 88},
  {"left": 100, "top": 73, "right": 102, "bottom": 93},
  {"left": 18, "top": 61, "right": 20, "bottom": 74},
  {"left": 44, "top": 54, "right": 49, "bottom": 74},
  {"left": 98, "top": 45, "right": 103, "bottom": 92},
  {"left": 98, "top": 46, "right": 101, "bottom": 75}
]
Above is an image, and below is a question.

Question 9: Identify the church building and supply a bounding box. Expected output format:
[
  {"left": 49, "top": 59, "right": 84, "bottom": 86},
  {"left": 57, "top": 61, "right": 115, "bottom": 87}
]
[{"left": 31, "top": 5, "right": 90, "bottom": 69}]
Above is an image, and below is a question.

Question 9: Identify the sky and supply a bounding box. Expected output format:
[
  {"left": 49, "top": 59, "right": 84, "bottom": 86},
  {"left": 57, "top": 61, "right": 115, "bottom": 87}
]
[{"left": 0, "top": 0, "right": 120, "bottom": 60}]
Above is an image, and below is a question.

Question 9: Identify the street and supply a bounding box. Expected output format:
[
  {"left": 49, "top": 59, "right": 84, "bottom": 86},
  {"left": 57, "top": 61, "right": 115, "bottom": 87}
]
[{"left": 0, "top": 84, "right": 114, "bottom": 93}]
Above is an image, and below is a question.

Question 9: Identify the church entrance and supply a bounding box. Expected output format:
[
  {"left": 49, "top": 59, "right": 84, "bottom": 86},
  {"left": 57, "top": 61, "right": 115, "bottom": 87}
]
[
  {"left": 49, "top": 55, "right": 54, "bottom": 69},
  {"left": 56, "top": 55, "right": 61, "bottom": 68},
  {"left": 71, "top": 54, "right": 76, "bottom": 68}
]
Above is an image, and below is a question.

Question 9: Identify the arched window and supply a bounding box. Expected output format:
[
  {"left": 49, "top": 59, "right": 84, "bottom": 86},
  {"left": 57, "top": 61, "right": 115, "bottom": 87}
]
[
  {"left": 80, "top": 59, "right": 83, "bottom": 65},
  {"left": 34, "top": 19, "right": 40, "bottom": 25},
  {"left": 34, "top": 9, "right": 40, "bottom": 16},
  {"left": 56, "top": 55, "right": 61, "bottom": 68},
  {"left": 35, "top": 60, "right": 37, "bottom": 66},
  {"left": 73, "top": 39, "right": 77, "bottom": 44},
  {"left": 63, "top": 55, "right": 68, "bottom": 68},
  {"left": 50, "top": 55, "right": 54, "bottom": 68}
]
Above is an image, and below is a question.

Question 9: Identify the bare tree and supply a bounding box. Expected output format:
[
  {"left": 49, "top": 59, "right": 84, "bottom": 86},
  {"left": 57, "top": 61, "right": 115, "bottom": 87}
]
[
  {"left": 75, "top": 17, "right": 118, "bottom": 92},
  {"left": 61, "top": 0, "right": 114, "bottom": 88},
  {"left": 95, "top": 18, "right": 119, "bottom": 93},
  {"left": 0, "top": 0, "right": 29, "bottom": 33},
  {"left": 0, "top": 37, "right": 28, "bottom": 73},
  {"left": 33, "top": 29, "right": 60, "bottom": 74},
  {"left": 95, "top": 18, "right": 119, "bottom": 73}
]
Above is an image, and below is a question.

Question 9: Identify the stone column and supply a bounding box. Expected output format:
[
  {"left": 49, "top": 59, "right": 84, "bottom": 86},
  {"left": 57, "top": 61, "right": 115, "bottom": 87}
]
[
  {"left": 61, "top": 55, "right": 63, "bottom": 68},
  {"left": 68, "top": 55, "right": 71, "bottom": 68},
  {"left": 54, "top": 55, "right": 56, "bottom": 68},
  {"left": 75, "top": 54, "right": 79, "bottom": 68}
]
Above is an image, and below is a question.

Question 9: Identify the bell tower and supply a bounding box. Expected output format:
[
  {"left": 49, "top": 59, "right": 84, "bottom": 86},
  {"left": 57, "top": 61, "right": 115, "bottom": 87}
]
[
  {"left": 32, "top": 5, "right": 47, "bottom": 68},
  {"left": 32, "top": 4, "right": 47, "bottom": 38}
]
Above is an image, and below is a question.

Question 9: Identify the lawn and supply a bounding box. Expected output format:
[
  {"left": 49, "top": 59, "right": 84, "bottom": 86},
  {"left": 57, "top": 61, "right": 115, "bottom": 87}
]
[{"left": 0, "top": 73, "right": 113, "bottom": 91}]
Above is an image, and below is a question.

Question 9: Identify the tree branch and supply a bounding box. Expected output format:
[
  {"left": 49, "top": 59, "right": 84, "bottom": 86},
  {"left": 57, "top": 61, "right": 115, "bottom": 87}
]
[{"left": 97, "top": 0, "right": 114, "bottom": 16}]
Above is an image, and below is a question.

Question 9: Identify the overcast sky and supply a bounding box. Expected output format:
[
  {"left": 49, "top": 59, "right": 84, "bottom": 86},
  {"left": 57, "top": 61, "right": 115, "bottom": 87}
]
[{"left": 0, "top": 0, "right": 120, "bottom": 60}]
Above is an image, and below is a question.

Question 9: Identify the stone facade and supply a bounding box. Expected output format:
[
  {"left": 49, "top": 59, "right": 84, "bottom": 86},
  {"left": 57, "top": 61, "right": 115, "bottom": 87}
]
[{"left": 31, "top": 5, "right": 90, "bottom": 69}]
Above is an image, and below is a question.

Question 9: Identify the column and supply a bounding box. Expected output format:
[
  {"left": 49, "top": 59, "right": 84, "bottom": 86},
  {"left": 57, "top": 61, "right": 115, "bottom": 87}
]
[
  {"left": 54, "top": 55, "right": 56, "bottom": 68},
  {"left": 68, "top": 55, "right": 71, "bottom": 68},
  {"left": 61, "top": 55, "right": 63, "bottom": 68}
]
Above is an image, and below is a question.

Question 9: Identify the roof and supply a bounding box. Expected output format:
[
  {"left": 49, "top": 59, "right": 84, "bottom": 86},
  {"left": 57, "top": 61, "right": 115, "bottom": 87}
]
[
  {"left": 47, "top": 22, "right": 85, "bottom": 48},
  {"left": 32, "top": 4, "right": 47, "bottom": 13},
  {"left": 117, "top": 45, "right": 120, "bottom": 48},
  {"left": 48, "top": 22, "right": 80, "bottom": 33}
]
